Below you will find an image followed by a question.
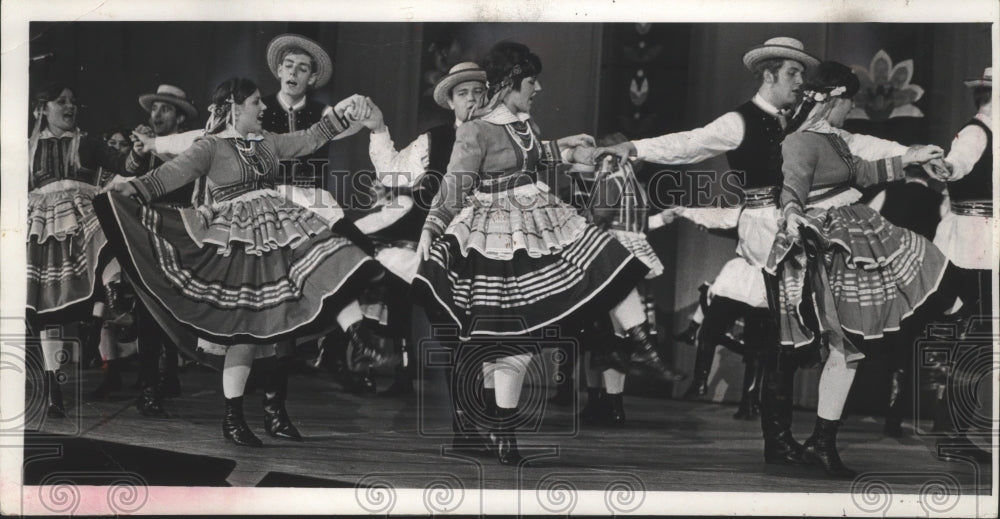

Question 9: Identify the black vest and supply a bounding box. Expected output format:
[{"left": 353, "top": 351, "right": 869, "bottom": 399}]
[
  {"left": 948, "top": 118, "right": 992, "bottom": 202},
  {"left": 261, "top": 93, "right": 330, "bottom": 186},
  {"left": 371, "top": 123, "right": 457, "bottom": 243},
  {"left": 726, "top": 100, "right": 786, "bottom": 190},
  {"left": 879, "top": 182, "right": 943, "bottom": 241}
]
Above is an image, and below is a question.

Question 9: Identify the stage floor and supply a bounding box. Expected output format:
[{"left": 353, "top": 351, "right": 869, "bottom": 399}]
[{"left": 23, "top": 364, "right": 992, "bottom": 496}]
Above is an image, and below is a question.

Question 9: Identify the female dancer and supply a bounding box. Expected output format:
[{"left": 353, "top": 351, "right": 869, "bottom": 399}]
[
  {"left": 98, "top": 78, "right": 382, "bottom": 447},
  {"left": 765, "top": 62, "right": 946, "bottom": 477},
  {"left": 27, "top": 83, "right": 131, "bottom": 417},
  {"left": 413, "top": 42, "right": 675, "bottom": 464}
]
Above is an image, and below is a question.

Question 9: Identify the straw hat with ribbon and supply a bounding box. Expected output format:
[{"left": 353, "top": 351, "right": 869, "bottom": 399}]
[
  {"left": 742, "top": 36, "right": 820, "bottom": 71},
  {"left": 266, "top": 33, "right": 333, "bottom": 88}
]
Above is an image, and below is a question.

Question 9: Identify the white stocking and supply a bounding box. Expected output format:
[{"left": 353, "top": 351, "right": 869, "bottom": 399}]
[
  {"left": 482, "top": 361, "right": 496, "bottom": 389},
  {"left": 222, "top": 344, "right": 257, "bottom": 399},
  {"left": 602, "top": 368, "right": 626, "bottom": 395},
  {"left": 336, "top": 300, "right": 364, "bottom": 331},
  {"left": 816, "top": 337, "right": 859, "bottom": 421},
  {"left": 494, "top": 353, "right": 532, "bottom": 409},
  {"left": 98, "top": 327, "right": 119, "bottom": 361},
  {"left": 609, "top": 289, "right": 645, "bottom": 331}
]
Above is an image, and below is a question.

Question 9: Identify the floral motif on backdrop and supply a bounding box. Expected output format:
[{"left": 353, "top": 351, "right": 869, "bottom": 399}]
[{"left": 848, "top": 49, "right": 925, "bottom": 121}]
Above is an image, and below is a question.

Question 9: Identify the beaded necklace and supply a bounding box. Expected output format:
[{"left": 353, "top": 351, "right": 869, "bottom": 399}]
[
  {"left": 232, "top": 138, "right": 267, "bottom": 177},
  {"left": 504, "top": 121, "right": 536, "bottom": 153}
]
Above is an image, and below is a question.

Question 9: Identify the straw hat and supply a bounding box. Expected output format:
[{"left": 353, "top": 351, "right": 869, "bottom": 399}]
[
  {"left": 266, "top": 33, "right": 333, "bottom": 88},
  {"left": 433, "top": 62, "right": 487, "bottom": 109},
  {"left": 138, "top": 84, "right": 198, "bottom": 119},
  {"left": 742, "top": 37, "right": 820, "bottom": 71},
  {"left": 964, "top": 67, "right": 992, "bottom": 88}
]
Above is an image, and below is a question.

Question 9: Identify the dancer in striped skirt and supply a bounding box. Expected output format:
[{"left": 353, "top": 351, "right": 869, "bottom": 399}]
[
  {"left": 97, "top": 78, "right": 383, "bottom": 447},
  {"left": 27, "top": 83, "right": 132, "bottom": 418},
  {"left": 412, "top": 42, "right": 678, "bottom": 465},
  {"left": 766, "top": 61, "right": 947, "bottom": 477}
]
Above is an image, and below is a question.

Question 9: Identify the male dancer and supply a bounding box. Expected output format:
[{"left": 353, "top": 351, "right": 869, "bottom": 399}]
[
  {"left": 123, "top": 84, "right": 199, "bottom": 417},
  {"left": 926, "top": 66, "right": 993, "bottom": 461},
  {"left": 355, "top": 62, "right": 492, "bottom": 449},
  {"left": 596, "top": 37, "right": 922, "bottom": 465}
]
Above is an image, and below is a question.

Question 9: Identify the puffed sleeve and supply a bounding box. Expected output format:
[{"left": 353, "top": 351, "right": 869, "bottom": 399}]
[
  {"left": 268, "top": 113, "right": 351, "bottom": 159},
  {"left": 369, "top": 127, "right": 431, "bottom": 187},
  {"left": 779, "top": 132, "right": 818, "bottom": 218},
  {"left": 130, "top": 137, "right": 215, "bottom": 202},
  {"left": 423, "top": 122, "right": 484, "bottom": 237}
]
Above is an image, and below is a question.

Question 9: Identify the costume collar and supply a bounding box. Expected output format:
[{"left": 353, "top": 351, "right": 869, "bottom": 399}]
[
  {"left": 277, "top": 93, "right": 307, "bottom": 112},
  {"left": 216, "top": 126, "right": 265, "bottom": 141},
  {"left": 38, "top": 127, "right": 80, "bottom": 140},
  {"left": 480, "top": 104, "right": 531, "bottom": 125},
  {"left": 752, "top": 93, "right": 788, "bottom": 118}
]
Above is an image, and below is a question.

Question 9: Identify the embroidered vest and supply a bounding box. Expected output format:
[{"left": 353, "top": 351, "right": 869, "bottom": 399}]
[{"left": 726, "top": 100, "right": 787, "bottom": 191}]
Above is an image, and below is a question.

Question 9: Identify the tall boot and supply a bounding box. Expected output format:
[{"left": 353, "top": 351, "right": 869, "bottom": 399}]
[
  {"left": 103, "top": 280, "right": 135, "bottom": 326},
  {"left": 90, "top": 357, "right": 124, "bottom": 399},
  {"left": 733, "top": 355, "right": 761, "bottom": 420},
  {"left": 491, "top": 407, "right": 522, "bottom": 466},
  {"left": 682, "top": 339, "right": 715, "bottom": 399},
  {"left": 81, "top": 315, "right": 104, "bottom": 369},
  {"left": 548, "top": 344, "right": 575, "bottom": 406},
  {"left": 884, "top": 369, "right": 905, "bottom": 438},
  {"left": 379, "top": 338, "right": 414, "bottom": 397},
  {"left": 580, "top": 388, "right": 606, "bottom": 425},
  {"left": 802, "top": 417, "right": 856, "bottom": 478},
  {"left": 606, "top": 393, "right": 626, "bottom": 425},
  {"left": 136, "top": 374, "right": 170, "bottom": 419},
  {"left": 162, "top": 343, "right": 182, "bottom": 398},
  {"left": 760, "top": 351, "right": 807, "bottom": 465},
  {"left": 222, "top": 396, "right": 263, "bottom": 447},
  {"left": 447, "top": 368, "right": 490, "bottom": 455},
  {"left": 613, "top": 322, "right": 685, "bottom": 382},
  {"left": 263, "top": 357, "right": 302, "bottom": 441},
  {"left": 345, "top": 321, "right": 398, "bottom": 372},
  {"left": 45, "top": 370, "right": 66, "bottom": 419}
]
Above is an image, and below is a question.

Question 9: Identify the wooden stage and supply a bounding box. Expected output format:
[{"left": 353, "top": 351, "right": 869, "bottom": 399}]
[{"left": 24, "top": 362, "right": 991, "bottom": 498}]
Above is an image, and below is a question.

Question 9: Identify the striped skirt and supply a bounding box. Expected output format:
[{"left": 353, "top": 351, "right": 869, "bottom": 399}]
[
  {"left": 413, "top": 186, "right": 648, "bottom": 339},
  {"left": 27, "top": 180, "right": 107, "bottom": 319},
  {"left": 93, "top": 190, "right": 382, "bottom": 345},
  {"left": 766, "top": 203, "right": 947, "bottom": 358}
]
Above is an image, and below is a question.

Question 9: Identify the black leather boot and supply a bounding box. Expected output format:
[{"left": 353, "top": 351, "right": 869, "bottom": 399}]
[
  {"left": 490, "top": 407, "right": 522, "bottom": 466},
  {"left": 161, "top": 343, "right": 182, "bottom": 398},
  {"left": 45, "top": 370, "right": 66, "bottom": 419},
  {"left": 760, "top": 353, "right": 807, "bottom": 465},
  {"left": 802, "top": 417, "right": 856, "bottom": 478},
  {"left": 883, "top": 369, "right": 905, "bottom": 438},
  {"left": 263, "top": 357, "right": 302, "bottom": 441},
  {"left": 733, "top": 355, "right": 761, "bottom": 420},
  {"left": 606, "top": 393, "right": 626, "bottom": 426},
  {"left": 621, "top": 323, "right": 685, "bottom": 382},
  {"left": 580, "top": 388, "right": 606, "bottom": 425},
  {"left": 136, "top": 376, "right": 170, "bottom": 419},
  {"left": 451, "top": 408, "right": 491, "bottom": 456},
  {"left": 222, "top": 396, "right": 263, "bottom": 447},
  {"left": 103, "top": 280, "right": 135, "bottom": 326},
  {"left": 90, "top": 357, "right": 124, "bottom": 399},
  {"left": 682, "top": 339, "right": 715, "bottom": 399},
  {"left": 346, "top": 321, "right": 399, "bottom": 372},
  {"left": 674, "top": 321, "right": 700, "bottom": 345}
]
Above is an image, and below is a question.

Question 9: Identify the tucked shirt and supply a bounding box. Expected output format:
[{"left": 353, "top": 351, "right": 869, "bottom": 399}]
[{"left": 944, "top": 111, "right": 991, "bottom": 180}]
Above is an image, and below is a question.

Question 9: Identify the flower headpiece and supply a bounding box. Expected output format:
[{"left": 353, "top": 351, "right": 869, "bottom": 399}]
[
  {"left": 803, "top": 85, "right": 848, "bottom": 103},
  {"left": 204, "top": 95, "right": 237, "bottom": 134}
]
